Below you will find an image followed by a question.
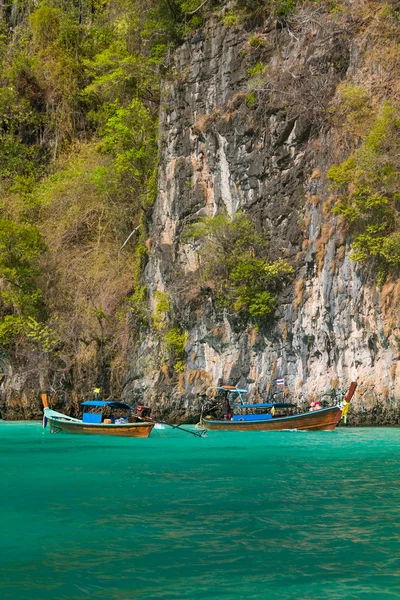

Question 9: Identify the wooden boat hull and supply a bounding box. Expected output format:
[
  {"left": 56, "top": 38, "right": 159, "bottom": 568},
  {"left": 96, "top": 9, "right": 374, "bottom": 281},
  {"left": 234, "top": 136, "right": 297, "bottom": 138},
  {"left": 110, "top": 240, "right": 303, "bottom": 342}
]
[
  {"left": 47, "top": 416, "right": 154, "bottom": 437},
  {"left": 201, "top": 406, "right": 343, "bottom": 432}
]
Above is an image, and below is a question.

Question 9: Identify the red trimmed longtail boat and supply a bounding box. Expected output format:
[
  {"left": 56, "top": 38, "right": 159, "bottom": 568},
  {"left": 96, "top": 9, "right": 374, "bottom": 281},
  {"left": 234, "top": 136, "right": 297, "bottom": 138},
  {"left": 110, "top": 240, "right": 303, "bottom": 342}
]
[
  {"left": 41, "top": 394, "right": 154, "bottom": 437},
  {"left": 201, "top": 382, "right": 357, "bottom": 432}
]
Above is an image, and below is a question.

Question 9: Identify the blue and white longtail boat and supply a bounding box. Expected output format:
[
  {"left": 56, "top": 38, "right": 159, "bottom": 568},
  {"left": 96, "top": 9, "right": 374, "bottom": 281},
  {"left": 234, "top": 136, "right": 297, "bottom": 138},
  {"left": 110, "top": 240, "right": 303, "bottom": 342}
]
[
  {"left": 200, "top": 382, "right": 357, "bottom": 431},
  {"left": 41, "top": 394, "right": 154, "bottom": 437}
]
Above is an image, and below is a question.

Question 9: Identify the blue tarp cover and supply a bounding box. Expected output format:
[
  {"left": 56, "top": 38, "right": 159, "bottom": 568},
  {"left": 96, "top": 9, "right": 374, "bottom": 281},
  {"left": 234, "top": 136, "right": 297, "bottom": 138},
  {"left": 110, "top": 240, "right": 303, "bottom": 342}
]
[
  {"left": 82, "top": 412, "right": 102, "bottom": 423},
  {"left": 232, "top": 414, "right": 273, "bottom": 421}
]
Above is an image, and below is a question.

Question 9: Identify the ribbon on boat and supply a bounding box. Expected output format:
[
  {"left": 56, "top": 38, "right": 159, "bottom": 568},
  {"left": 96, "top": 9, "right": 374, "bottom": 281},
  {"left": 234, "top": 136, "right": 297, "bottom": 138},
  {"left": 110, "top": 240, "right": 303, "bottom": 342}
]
[
  {"left": 341, "top": 399, "right": 352, "bottom": 425},
  {"left": 341, "top": 401, "right": 351, "bottom": 418}
]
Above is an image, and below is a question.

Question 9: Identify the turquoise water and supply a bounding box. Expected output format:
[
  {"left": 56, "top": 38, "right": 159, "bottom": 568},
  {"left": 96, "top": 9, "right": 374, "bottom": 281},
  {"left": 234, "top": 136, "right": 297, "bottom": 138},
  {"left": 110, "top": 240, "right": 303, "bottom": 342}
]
[{"left": 1, "top": 423, "right": 400, "bottom": 600}]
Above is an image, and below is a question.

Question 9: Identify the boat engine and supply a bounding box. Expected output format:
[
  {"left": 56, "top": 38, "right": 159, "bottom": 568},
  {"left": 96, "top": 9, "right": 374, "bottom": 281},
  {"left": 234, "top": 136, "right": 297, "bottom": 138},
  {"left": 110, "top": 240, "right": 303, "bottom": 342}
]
[{"left": 136, "top": 405, "right": 151, "bottom": 418}]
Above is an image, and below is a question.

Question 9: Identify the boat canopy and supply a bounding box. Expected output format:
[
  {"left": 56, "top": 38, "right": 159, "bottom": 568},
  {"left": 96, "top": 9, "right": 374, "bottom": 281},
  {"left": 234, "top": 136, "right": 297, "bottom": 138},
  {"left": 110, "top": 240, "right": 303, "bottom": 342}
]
[
  {"left": 233, "top": 402, "right": 274, "bottom": 409},
  {"left": 215, "top": 387, "right": 249, "bottom": 393},
  {"left": 233, "top": 402, "right": 297, "bottom": 409},
  {"left": 81, "top": 401, "right": 132, "bottom": 410},
  {"left": 213, "top": 386, "right": 296, "bottom": 411}
]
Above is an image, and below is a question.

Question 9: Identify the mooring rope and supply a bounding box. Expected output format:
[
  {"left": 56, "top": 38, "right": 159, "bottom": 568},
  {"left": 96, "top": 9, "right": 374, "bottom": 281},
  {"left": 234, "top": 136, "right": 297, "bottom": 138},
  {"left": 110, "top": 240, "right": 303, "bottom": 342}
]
[{"left": 137, "top": 415, "right": 207, "bottom": 438}]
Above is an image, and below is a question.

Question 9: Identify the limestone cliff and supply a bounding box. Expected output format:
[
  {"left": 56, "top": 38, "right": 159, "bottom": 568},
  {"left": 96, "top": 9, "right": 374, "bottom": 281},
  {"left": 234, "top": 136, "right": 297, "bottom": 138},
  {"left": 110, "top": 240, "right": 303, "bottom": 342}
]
[{"left": 124, "top": 2, "right": 400, "bottom": 424}]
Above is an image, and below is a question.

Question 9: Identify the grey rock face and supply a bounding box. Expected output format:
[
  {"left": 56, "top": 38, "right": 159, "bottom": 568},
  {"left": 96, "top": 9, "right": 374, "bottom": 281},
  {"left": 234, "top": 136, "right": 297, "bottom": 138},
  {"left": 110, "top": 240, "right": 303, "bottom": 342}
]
[{"left": 125, "top": 10, "right": 400, "bottom": 424}]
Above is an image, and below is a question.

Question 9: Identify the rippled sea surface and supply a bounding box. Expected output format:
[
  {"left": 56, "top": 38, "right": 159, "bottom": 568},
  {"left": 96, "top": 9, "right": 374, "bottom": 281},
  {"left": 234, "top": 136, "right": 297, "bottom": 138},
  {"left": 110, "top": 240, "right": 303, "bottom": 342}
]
[{"left": 1, "top": 423, "right": 400, "bottom": 599}]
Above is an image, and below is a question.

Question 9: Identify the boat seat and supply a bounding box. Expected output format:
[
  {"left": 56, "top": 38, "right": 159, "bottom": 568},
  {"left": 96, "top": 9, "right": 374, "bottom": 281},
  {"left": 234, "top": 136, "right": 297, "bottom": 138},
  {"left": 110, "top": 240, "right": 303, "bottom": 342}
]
[{"left": 82, "top": 412, "right": 102, "bottom": 424}]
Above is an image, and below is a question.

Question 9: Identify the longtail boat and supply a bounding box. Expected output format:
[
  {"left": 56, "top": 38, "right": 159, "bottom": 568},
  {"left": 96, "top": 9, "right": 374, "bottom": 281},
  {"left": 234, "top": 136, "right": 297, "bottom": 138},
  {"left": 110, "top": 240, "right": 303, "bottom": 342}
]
[
  {"left": 201, "top": 382, "right": 357, "bottom": 432},
  {"left": 41, "top": 395, "right": 154, "bottom": 437}
]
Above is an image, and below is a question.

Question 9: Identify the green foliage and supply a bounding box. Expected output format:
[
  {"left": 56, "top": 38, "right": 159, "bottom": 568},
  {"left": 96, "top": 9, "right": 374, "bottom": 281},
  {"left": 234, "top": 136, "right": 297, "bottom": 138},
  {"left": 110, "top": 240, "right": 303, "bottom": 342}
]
[
  {"left": 83, "top": 45, "right": 158, "bottom": 106},
  {"left": 142, "top": 0, "right": 221, "bottom": 54},
  {"left": 173, "top": 359, "right": 186, "bottom": 373},
  {"left": 185, "top": 213, "right": 293, "bottom": 323},
  {"left": 153, "top": 291, "right": 171, "bottom": 331},
  {"left": 380, "top": 232, "right": 400, "bottom": 266},
  {"left": 0, "top": 0, "right": 223, "bottom": 385},
  {"left": 0, "top": 219, "right": 46, "bottom": 346},
  {"left": 0, "top": 76, "right": 47, "bottom": 189},
  {"left": 248, "top": 62, "right": 265, "bottom": 78},
  {"left": 245, "top": 93, "right": 256, "bottom": 108},
  {"left": 30, "top": 5, "right": 61, "bottom": 45},
  {"left": 26, "top": 317, "right": 60, "bottom": 352},
  {"left": 128, "top": 285, "right": 148, "bottom": 327},
  {"left": 338, "top": 84, "right": 370, "bottom": 112},
  {"left": 164, "top": 327, "right": 187, "bottom": 354},
  {"left": 0, "top": 314, "right": 60, "bottom": 353},
  {"left": 155, "top": 291, "right": 171, "bottom": 314},
  {"left": 273, "top": 0, "right": 297, "bottom": 19},
  {"left": 221, "top": 9, "right": 246, "bottom": 27},
  {"left": 248, "top": 34, "right": 265, "bottom": 48},
  {"left": 0, "top": 0, "right": 166, "bottom": 363},
  {"left": 36, "top": 140, "right": 143, "bottom": 318},
  {"left": 144, "top": 164, "right": 159, "bottom": 208},
  {"left": 329, "top": 83, "right": 373, "bottom": 137},
  {"left": 329, "top": 102, "right": 400, "bottom": 273},
  {"left": 0, "top": 315, "right": 27, "bottom": 345},
  {"left": 0, "top": 219, "right": 45, "bottom": 313},
  {"left": 0, "top": 136, "right": 45, "bottom": 190},
  {"left": 164, "top": 327, "right": 188, "bottom": 371},
  {"left": 100, "top": 98, "right": 158, "bottom": 203}
]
